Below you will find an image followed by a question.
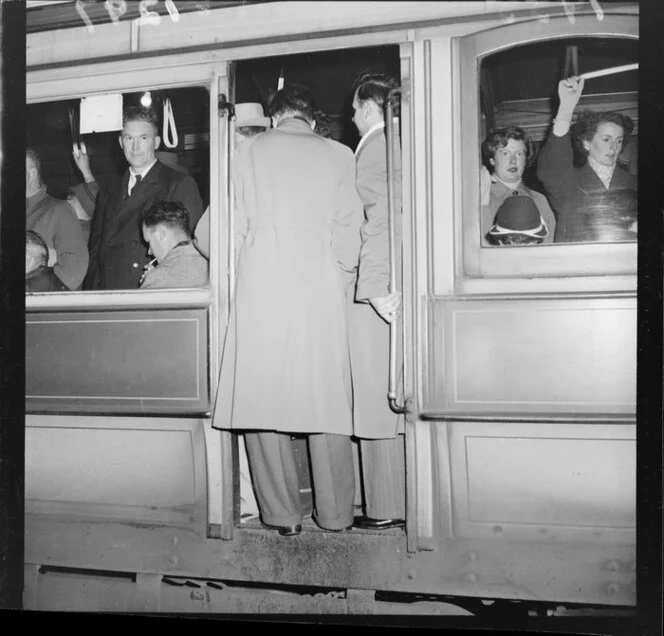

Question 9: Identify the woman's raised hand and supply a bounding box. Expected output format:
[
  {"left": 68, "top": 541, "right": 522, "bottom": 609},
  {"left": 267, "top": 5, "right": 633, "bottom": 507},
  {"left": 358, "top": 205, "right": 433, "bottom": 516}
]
[{"left": 558, "top": 76, "right": 585, "bottom": 114}]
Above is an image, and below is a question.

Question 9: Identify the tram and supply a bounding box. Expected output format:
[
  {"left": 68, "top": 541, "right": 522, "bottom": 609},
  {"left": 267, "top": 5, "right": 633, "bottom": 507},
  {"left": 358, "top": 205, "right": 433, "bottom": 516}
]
[{"left": 23, "top": 0, "right": 637, "bottom": 615}]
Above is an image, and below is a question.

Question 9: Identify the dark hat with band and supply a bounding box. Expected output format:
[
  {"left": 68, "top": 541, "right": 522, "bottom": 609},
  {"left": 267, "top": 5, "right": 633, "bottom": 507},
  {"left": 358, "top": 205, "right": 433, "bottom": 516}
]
[{"left": 488, "top": 193, "right": 548, "bottom": 239}]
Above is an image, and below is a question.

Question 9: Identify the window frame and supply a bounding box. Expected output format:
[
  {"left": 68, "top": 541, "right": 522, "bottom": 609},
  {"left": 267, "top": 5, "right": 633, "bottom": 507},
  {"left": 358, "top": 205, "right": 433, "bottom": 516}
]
[{"left": 456, "top": 13, "right": 638, "bottom": 282}]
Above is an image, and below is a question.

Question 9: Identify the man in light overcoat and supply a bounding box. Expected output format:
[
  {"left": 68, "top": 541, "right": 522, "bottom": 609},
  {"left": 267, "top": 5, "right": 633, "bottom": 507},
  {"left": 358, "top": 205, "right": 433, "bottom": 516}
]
[{"left": 213, "top": 84, "right": 365, "bottom": 536}]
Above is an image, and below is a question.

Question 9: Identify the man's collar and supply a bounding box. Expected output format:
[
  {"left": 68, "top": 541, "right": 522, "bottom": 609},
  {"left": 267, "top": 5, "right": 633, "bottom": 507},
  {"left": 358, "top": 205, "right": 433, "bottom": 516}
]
[
  {"left": 129, "top": 158, "right": 158, "bottom": 179},
  {"left": 355, "top": 121, "right": 385, "bottom": 157}
]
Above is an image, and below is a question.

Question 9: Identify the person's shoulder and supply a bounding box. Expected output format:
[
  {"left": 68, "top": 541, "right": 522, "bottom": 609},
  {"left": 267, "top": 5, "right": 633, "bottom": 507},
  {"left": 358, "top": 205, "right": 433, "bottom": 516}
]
[
  {"left": 48, "top": 195, "right": 79, "bottom": 219},
  {"left": 322, "top": 137, "right": 355, "bottom": 161},
  {"left": 358, "top": 131, "right": 387, "bottom": 162}
]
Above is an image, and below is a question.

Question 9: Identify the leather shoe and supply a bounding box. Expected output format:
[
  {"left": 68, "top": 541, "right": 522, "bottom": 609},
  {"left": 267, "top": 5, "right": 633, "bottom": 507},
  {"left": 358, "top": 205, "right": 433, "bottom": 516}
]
[
  {"left": 262, "top": 522, "right": 302, "bottom": 536},
  {"left": 324, "top": 524, "right": 353, "bottom": 533},
  {"left": 353, "top": 515, "right": 405, "bottom": 530}
]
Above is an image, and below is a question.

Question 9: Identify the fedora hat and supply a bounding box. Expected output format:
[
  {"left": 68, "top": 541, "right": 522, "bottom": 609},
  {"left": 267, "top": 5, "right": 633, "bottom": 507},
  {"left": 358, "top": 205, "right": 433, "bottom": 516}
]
[
  {"left": 488, "top": 193, "right": 548, "bottom": 239},
  {"left": 235, "top": 102, "right": 270, "bottom": 128}
]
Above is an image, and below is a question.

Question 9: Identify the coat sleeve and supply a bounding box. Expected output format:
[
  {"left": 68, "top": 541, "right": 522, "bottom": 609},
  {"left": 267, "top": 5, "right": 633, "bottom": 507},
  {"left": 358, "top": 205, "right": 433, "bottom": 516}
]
[
  {"left": 193, "top": 207, "right": 210, "bottom": 259},
  {"left": 536, "top": 130, "right": 574, "bottom": 220},
  {"left": 51, "top": 200, "right": 89, "bottom": 290},
  {"left": 230, "top": 147, "right": 249, "bottom": 261},
  {"left": 355, "top": 137, "right": 400, "bottom": 302},
  {"left": 173, "top": 175, "right": 204, "bottom": 234},
  {"left": 83, "top": 186, "right": 107, "bottom": 289},
  {"left": 331, "top": 147, "right": 363, "bottom": 276}
]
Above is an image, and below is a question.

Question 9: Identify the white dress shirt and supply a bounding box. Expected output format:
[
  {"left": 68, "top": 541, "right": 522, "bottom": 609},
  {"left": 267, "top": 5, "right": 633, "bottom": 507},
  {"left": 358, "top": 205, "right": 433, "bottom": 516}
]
[{"left": 128, "top": 159, "right": 157, "bottom": 195}]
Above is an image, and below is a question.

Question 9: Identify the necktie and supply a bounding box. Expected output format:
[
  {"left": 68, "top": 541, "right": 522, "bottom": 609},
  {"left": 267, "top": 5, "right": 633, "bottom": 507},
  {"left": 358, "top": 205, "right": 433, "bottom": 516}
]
[{"left": 130, "top": 174, "right": 142, "bottom": 195}]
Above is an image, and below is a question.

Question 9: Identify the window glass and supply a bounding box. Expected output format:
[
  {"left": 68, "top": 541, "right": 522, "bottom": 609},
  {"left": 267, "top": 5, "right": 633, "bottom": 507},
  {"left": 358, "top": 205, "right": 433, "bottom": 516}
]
[
  {"left": 479, "top": 38, "right": 637, "bottom": 247},
  {"left": 25, "top": 86, "right": 210, "bottom": 293}
]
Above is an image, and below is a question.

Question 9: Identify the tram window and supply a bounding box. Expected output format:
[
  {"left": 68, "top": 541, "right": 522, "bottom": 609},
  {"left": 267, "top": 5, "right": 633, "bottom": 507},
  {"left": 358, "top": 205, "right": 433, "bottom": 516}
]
[
  {"left": 26, "top": 86, "right": 210, "bottom": 293},
  {"left": 479, "top": 37, "right": 637, "bottom": 247}
]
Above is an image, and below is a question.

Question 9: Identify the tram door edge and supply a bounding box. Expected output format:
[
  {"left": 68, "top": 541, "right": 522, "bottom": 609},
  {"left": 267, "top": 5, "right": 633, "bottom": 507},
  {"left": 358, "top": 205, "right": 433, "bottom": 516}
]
[{"left": 205, "top": 65, "right": 238, "bottom": 540}]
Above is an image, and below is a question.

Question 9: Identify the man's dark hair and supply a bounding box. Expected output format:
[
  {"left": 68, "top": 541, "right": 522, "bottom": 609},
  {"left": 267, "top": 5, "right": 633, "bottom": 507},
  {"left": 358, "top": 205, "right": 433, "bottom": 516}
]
[
  {"left": 267, "top": 83, "right": 318, "bottom": 123},
  {"left": 572, "top": 110, "right": 633, "bottom": 157},
  {"left": 26, "top": 230, "right": 48, "bottom": 267},
  {"left": 481, "top": 126, "right": 534, "bottom": 168},
  {"left": 353, "top": 73, "right": 401, "bottom": 117},
  {"left": 123, "top": 106, "right": 160, "bottom": 134},
  {"left": 26, "top": 147, "right": 42, "bottom": 182},
  {"left": 142, "top": 200, "right": 191, "bottom": 235}
]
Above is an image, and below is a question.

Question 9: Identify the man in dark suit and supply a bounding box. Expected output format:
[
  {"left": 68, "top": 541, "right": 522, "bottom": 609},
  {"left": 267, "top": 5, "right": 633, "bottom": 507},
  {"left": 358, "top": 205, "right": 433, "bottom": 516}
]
[{"left": 83, "top": 106, "right": 203, "bottom": 290}]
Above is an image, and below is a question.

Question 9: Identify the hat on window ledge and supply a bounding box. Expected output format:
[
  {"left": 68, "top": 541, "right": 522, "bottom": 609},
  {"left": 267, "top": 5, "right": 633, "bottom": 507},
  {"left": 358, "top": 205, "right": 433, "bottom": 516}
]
[{"left": 488, "top": 194, "right": 548, "bottom": 239}]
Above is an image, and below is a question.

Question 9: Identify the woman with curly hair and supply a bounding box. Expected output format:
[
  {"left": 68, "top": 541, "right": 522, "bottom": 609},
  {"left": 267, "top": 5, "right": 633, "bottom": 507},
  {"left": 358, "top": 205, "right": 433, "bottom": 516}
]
[{"left": 537, "top": 76, "right": 637, "bottom": 243}]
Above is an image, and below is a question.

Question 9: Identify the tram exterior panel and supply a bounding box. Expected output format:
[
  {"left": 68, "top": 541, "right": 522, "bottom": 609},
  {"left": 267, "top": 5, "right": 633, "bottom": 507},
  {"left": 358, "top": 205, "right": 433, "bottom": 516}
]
[{"left": 24, "top": 1, "right": 637, "bottom": 614}]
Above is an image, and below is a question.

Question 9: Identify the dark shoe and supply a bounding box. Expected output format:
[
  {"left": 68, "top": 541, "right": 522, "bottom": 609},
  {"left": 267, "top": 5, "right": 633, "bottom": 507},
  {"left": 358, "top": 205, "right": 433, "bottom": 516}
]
[
  {"left": 353, "top": 515, "right": 405, "bottom": 530},
  {"left": 325, "top": 524, "right": 353, "bottom": 533},
  {"left": 262, "top": 522, "right": 302, "bottom": 536}
]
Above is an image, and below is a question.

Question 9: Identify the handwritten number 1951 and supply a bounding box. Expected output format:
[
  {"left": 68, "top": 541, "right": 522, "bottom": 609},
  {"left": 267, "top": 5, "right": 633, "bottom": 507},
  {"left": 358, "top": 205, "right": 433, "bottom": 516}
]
[{"left": 76, "top": 1, "right": 187, "bottom": 31}]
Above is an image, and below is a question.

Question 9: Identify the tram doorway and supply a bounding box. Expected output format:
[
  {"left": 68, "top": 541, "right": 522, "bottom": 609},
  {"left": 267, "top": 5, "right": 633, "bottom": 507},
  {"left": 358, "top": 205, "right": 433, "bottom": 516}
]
[{"left": 228, "top": 45, "right": 403, "bottom": 526}]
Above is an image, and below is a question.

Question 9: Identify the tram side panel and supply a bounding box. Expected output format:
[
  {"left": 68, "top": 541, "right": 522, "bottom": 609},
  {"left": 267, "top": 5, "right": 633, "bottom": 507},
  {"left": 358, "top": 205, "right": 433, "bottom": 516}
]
[{"left": 422, "top": 295, "right": 636, "bottom": 606}]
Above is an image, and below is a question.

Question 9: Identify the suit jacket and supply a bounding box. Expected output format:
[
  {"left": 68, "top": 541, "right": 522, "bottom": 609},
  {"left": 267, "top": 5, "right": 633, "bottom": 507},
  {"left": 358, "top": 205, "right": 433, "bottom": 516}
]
[
  {"left": 140, "top": 241, "right": 208, "bottom": 289},
  {"left": 84, "top": 160, "right": 203, "bottom": 290},
  {"left": 26, "top": 186, "right": 89, "bottom": 290},
  {"left": 482, "top": 180, "right": 556, "bottom": 245},
  {"left": 349, "top": 123, "right": 403, "bottom": 439},
  {"left": 537, "top": 130, "right": 637, "bottom": 243}
]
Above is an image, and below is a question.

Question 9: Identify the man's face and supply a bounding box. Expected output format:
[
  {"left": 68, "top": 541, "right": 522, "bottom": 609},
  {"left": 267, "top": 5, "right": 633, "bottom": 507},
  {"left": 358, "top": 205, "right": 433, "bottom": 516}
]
[
  {"left": 142, "top": 224, "right": 167, "bottom": 263},
  {"left": 490, "top": 138, "right": 527, "bottom": 184},
  {"left": 119, "top": 119, "right": 160, "bottom": 171},
  {"left": 352, "top": 92, "right": 371, "bottom": 137},
  {"left": 26, "top": 156, "right": 38, "bottom": 197}
]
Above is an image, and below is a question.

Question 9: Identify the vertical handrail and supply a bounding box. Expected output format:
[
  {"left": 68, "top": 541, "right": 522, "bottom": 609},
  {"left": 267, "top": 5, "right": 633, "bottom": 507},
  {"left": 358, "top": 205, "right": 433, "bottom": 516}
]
[
  {"left": 385, "top": 89, "right": 407, "bottom": 415},
  {"left": 210, "top": 97, "right": 234, "bottom": 424},
  {"left": 222, "top": 99, "right": 237, "bottom": 304}
]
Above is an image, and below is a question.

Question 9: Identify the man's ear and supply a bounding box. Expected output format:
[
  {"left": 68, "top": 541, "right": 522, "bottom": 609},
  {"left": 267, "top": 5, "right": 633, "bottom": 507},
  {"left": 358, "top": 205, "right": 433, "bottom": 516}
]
[
  {"left": 118, "top": 134, "right": 123, "bottom": 149},
  {"left": 310, "top": 119, "right": 316, "bottom": 131},
  {"left": 154, "top": 135, "right": 161, "bottom": 151},
  {"left": 582, "top": 139, "right": 590, "bottom": 152}
]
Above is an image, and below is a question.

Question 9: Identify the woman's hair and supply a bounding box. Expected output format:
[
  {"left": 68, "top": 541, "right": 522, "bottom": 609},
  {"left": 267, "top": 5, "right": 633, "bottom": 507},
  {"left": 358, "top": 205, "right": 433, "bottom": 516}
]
[
  {"left": 353, "top": 73, "right": 401, "bottom": 117},
  {"left": 481, "top": 126, "right": 534, "bottom": 169},
  {"left": 313, "top": 110, "right": 333, "bottom": 139},
  {"left": 572, "top": 110, "right": 634, "bottom": 156}
]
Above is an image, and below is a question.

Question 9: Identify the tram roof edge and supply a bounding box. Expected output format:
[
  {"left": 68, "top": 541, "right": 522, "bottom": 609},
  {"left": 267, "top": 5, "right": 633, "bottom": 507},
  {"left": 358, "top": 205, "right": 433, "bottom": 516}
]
[{"left": 27, "top": 1, "right": 638, "bottom": 70}]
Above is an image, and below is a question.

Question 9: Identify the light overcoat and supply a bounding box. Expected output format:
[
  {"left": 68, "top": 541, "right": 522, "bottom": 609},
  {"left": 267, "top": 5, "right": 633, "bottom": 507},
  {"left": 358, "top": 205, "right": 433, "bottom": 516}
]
[
  {"left": 214, "top": 118, "right": 364, "bottom": 435},
  {"left": 348, "top": 124, "right": 404, "bottom": 439}
]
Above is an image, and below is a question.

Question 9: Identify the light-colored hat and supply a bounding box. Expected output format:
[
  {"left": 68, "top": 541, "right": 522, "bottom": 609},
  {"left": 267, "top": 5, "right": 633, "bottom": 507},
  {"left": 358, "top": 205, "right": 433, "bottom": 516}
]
[{"left": 235, "top": 102, "right": 270, "bottom": 128}]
